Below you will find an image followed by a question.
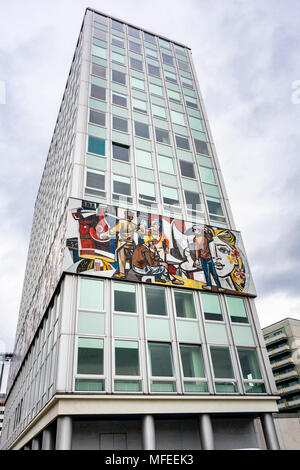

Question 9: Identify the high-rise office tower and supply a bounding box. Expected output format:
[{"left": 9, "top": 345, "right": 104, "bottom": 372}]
[{"left": 1, "top": 8, "right": 280, "bottom": 450}]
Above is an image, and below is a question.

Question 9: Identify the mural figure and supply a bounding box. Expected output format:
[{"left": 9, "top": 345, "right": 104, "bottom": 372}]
[
  {"left": 192, "top": 225, "right": 225, "bottom": 291},
  {"left": 132, "top": 237, "right": 184, "bottom": 285},
  {"left": 144, "top": 218, "right": 169, "bottom": 262},
  {"left": 100, "top": 210, "right": 147, "bottom": 278},
  {"left": 210, "top": 228, "right": 246, "bottom": 292}
]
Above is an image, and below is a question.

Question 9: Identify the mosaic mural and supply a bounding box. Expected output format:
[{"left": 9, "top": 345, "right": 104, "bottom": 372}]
[{"left": 65, "top": 199, "right": 255, "bottom": 296}]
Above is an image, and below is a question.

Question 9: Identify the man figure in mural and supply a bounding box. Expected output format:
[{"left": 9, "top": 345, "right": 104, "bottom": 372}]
[
  {"left": 132, "top": 238, "right": 184, "bottom": 285},
  {"left": 192, "top": 225, "right": 225, "bottom": 291},
  {"left": 100, "top": 210, "right": 147, "bottom": 278},
  {"left": 144, "top": 218, "right": 169, "bottom": 262}
]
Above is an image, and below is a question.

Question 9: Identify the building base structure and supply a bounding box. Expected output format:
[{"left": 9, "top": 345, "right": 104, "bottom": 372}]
[{"left": 8, "top": 395, "right": 279, "bottom": 450}]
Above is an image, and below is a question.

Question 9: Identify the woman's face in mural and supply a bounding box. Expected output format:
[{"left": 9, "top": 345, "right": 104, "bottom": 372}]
[{"left": 211, "top": 237, "right": 238, "bottom": 278}]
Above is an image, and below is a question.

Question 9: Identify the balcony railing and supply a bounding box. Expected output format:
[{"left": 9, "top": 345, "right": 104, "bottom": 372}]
[
  {"left": 267, "top": 344, "right": 290, "bottom": 358},
  {"left": 265, "top": 332, "right": 287, "bottom": 346},
  {"left": 274, "top": 370, "right": 298, "bottom": 383},
  {"left": 271, "top": 357, "right": 294, "bottom": 370},
  {"left": 277, "top": 383, "right": 300, "bottom": 396},
  {"left": 278, "top": 397, "right": 300, "bottom": 410}
]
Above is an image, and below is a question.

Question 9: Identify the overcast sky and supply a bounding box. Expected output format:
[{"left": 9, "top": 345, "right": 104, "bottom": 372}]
[{"left": 1, "top": 0, "right": 300, "bottom": 390}]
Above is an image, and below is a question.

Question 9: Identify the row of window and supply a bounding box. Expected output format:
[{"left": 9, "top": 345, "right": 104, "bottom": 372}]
[{"left": 76, "top": 336, "right": 265, "bottom": 394}]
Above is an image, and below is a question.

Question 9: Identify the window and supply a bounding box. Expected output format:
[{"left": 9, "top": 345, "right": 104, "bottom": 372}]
[
  {"left": 112, "top": 143, "right": 130, "bottom": 162},
  {"left": 149, "top": 83, "right": 163, "bottom": 96},
  {"left": 185, "top": 191, "right": 201, "bottom": 212},
  {"left": 180, "top": 345, "right": 205, "bottom": 377},
  {"left": 165, "top": 71, "right": 177, "bottom": 83},
  {"left": 201, "top": 293, "right": 223, "bottom": 321},
  {"left": 145, "top": 47, "right": 157, "bottom": 59},
  {"left": 131, "top": 77, "right": 145, "bottom": 91},
  {"left": 135, "top": 149, "right": 152, "bottom": 168},
  {"left": 113, "top": 116, "right": 128, "bottom": 133},
  {"left": 145, "top": 286, "right": 167, "bottom": 316},
  {"left": 92, "top": 63, "right": 106, "bottom": 78},
  {"left": 86, "top": 169, "right": 105, "bottom": 191},
  {"left": 115, "top": 340, "right": 140, "bottom": 375},
  {"left": 162, "top": 186, "right": 179, "bottom": 205},
  {"left": 174, "top": 291, "right": 196, "bottom": 318},
  {"left": 93, "top": 28, "right": 107, "bottom": 41},
  {"left": 179, "top": 160, "right": 195, "bottom": 178},
  {"left": 210, "top": 346, "right": 234, "bottom": 379},
  {"left": 176, "top": 135, "right": 190, "bottom": 150},
  {"left": 152, "top": 104, "right": 166, "bottom": 119},
  {"left": 144, "top": 32, "right": 156, "bottom": 44},
  {"left": 128, "top": 26, "right": 140, "bottom": 38},
  {"left": 178, "top": 59, "right": 189, "bottom": 71},
  {"left": 112, "top": 92, "right": 127, "bottom": 107},
  {"left": 130, "top": 57, "right": 143, "bottom": 71},
  {"left": 148, "top": 343, "right": 173, "bottom": 377},
  {"left": 112, "top": 36, "right": 124, "bottom": 48},
  {"left": 91, "top": 84, "right": 106, "bottom": 101},
  {"left": 135, "top": 121, "right": 150, "bottom": 139},
  {"left": 112, "top": 51, "right": 125, "bottom": 64},
  {"left": 89, "top": 109, "right": 106, "bottom": 127},
  {"left": 227, "top": 297, "right": 248, "bottom": 324},
  {"left": 77, "top": 338, "right": 103, "bottom": 375},
  {"left": 133, "top": 98, "right": 147, "bottom": 113},
  {"left": 112, "top": 70, "right": 126, "bottom": 85},
  {"left": 113, "top": 174, "right": 131, "bottom": 196},
  {"left": 158, "top": 154, "right": 174, "bottom": 174},
  {"left": 199, "top": 167, "right": 216, "bottom": 184},
  {"left": 88, "top": 136, "right": 105, "bottom": 156},
  {"left": 155, "top": 128, "right": 170, "bottom": 144},
  {"left": 237, "top": 348, "right": 262, "bottom": 380},
  {"left": 138, "top": 180, "right": 156, "bottom": 202},
  {"left": 206, "top": 197, "right": 224, "bottom": 216},
  {"left": 167, "top": 89, "right": 181, "bottom": 102},
  {"left": 194, "top": 139, "right": 209, "bottom": 155},
  {"left": 114, "top": 282, "right": 136, "bottom": 312},
  {"left": 148, "top": 63, "right": 160, "bottom": 77},
  {"left": 171, "top": 110, "right": 185, "bottom": 126},
  {"left": 162, "top": 53, "right": 174, "bottom": 65},
  {"left": 129, "top": 41, "right": 141, "bottom": 54},
  {"left": 112, "top": 20, "right": 124, "bottom": 32}
]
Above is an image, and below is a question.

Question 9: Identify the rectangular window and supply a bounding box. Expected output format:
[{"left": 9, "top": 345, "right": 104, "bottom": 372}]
[
  {"left": 170, "top": 110, "right": 185, "bottom": 126},
  {"left": 194, "top": 139, "right": 209, "bottom": 155},
  {"left": 237, "top": 348, "right": 262, "bottom": 380},
  {"left": 86, "top": 169, "right": 105, "bottom": 191},
  {"left": 131, "top": 77, "right": 145, "bottom": 91},
  {"left": 92, "top": 63, "right": 106, "bottom": 78},
  {"left": 149, "top": 83, "right": 163, "bottom": 96},
  {"left": 227, "top": 297, "right": 248, "bottom": 324},
  {"left": 145, "top": 286, "right": 167, "bottom": 316},
  {"left": 185, "top": 191, "right": 201, "bottom": 211},
  {"left": 210, "top": 346, "right": 234, "bottom": 378},
  {"left": 148, "top": 342, "right": 173, "bottom": 376},
  {"left": 174, "top": 291, "right": 196, "bottom": 318},
  {"left": 201, "top": 293, "right": 223, "bottom": 321},
  {"left": 93, "top": 28, "right": 106, "bottom": 41},
  {"left": 165, "top": 70, "right": 177, "bottom": 83},
  {"left": 89, "top": 109, "right": 106, "bottom": 127},
  {"left": 155, "top": 128, "right": 170, "bottom": 144},
  {"left": 129, "top": 41, "right": 141, "bottom": 54},
  {"left": 113, "top": 116, "right": 128, "bottom": 133},
  {"left": 144, "top": 32, "right": 156, "bottom": 44},
  {"left": 158, "top": 154, "right": 174, "bottom": 174},
  {"left": 175, "top": 135, "right": 190, "bottom": 150},
  {"left": 148, "top": 63, "right": 160, "bottom": 77},
  {"left": 162, "top": 186, "right": 179, "bottom": 206},
  {"left": 88, "top": 136, "right": 105, "bottom": 156},
  {"left": 133, "top": 98, "right": 147, "bottom": 113},
  {"left": 206, "top": 197, "right": 224, "bottom": 216},
  {"left": 112, "top": 20, "right": 124, "bottom": 32},
  {"left": 180, "top": 345, "right": 205, "bottom": 377},
  {"left": 135, "top": 149, "right": 152, "bottom": 168},
  {"left": 138, "top": 180, "right": 156, "bottom": 201},
  {"left": 115, "top": 340, "right": 140, "bottom": 376},
  {"left": 162, "top": 53, "right": 174, "bottom": 66},
  {"left": 112, "top": 35, "right": 124, "bottom": 48},
  {"left": 113, "top": 174, "right": 131, "bottom": 196},
  {"left": 130, "top": 57, "right": 143, "bottom": 71},
  {"left": 112, "top": 70, "right": 126, "bottom": 85},
  {"left": 91, "top": 84, "right": 106, "bottom": 101},
  {"left": 77, "top": 338, "right": 104, "bottom": 375},
  {"left": 114, "top": 282, "right": 136, "bottom": 312},
  {"left": 128, "top": 26, "right": 140, "bottom": 38},
  {"left": 112, "top": 51, "right": 125, "bottom": 64},
  {"left": 152, "top": 104, "right": 166, "bottom": 119},
  {"left": 145, "top": 47, "right": 157, "bottom": 59},
  {"left": 112, "top": 92, "right": 127, "bottom": 107},
  {"left": 112, "top": 143, "right": 130, "bottom": 162},
  {"left": 199, "top": 167, "right": 216, "bottom": 184},
  {"left": 167, "top": 89, "right": 181, "bottom": 102},
  {"left": 179, "top": 160, "right": 195, "bottom": 178},
  {"left": 135, "top": 121, "right": 150, "bottom": 139}
]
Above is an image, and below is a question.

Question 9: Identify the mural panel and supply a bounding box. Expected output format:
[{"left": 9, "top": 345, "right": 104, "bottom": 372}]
[{"left": 65, "top": 199, "right": 256, "bottom": 296}]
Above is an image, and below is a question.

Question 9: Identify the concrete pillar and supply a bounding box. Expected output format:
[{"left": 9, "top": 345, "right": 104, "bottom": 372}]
[
  {"left": 42, "top": 427, "right": 55, "bottom": 450},
  {"left": 142, "top": 415, "right": 156, "bottom": 450},
  {"left": 55, "top": 416, "right": 72, "bottom": 450},
  {"left": 261, "top": 413, "right": 280, "bottom": 450},
  {"left": 199, "top": 414, "right": 214, "bottom": 450},
  {"left": 31, "top": 437, "right": 41, "bottom": 450}
]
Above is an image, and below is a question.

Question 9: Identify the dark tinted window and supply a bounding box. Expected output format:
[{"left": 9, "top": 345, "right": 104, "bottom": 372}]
[
  {"left": 112, "top": 93, "right": 127, "bottom": 107},
  {"left": 92, "top": 63, "right": 106, "bottom": 78},
  {"left": 148, "top": 64, "right": 160, "bottom": 77},
  {"left": 175, "top": 135, "right": 190, "bottom": 150},
  {"left": 135, "top": 122, "right": 150, "bottom": 139},
  {"left": 179, "top": 160, "right": 195, "bottom": 178},
  {"left": 129, "top": 41, "right": 141, "bottom": 54},
  {"left": 112, "top": 36, "right": 124, "bottom": 48},
  {"left": 112, "top": 70, "right": 126, "bottom": 85},
  {"left": 194, "top": 139, "right": 209, "bottom": 155},
  {"left": 162, "top": 53, "right": 174, "bottom": 65},
  {"left": 185, "top": 191, "right": 201, "bottom": 210},
  {"left": 112, "top": 143, "right": 130, "bottom": 162},
  {"left": 86, "top": 171, "right": 105, "bottom": 190},
  {"left": 89, "top": 110, "right": 106, "bottom": 126},
  {"left": 93, "top": 29, "right": 106, "bottom": 41},
  {"left": 144, "top": 32, "right": 156, "bottom": 44},
  {"left": 112, "top": 20, "right": 124, "bottom": 31},
  {"left": 130, "top": 57, "right": 143, "bottom": 71},
  {"left": 113, "top": 116, "right": 128, "bottom": 132},
  {"left": 155, "top": 128, "right": 170, "bottom": 144},
  {"left": 91, "top": 85, "right": 106, "bottom": 101},
  {"left": 128, "top": 26, "right": 140, "bottom": 38}
]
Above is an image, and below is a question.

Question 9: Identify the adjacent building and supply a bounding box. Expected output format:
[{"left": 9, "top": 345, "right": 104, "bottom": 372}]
[
  {"left": 0, "top": 8, "right": 281, "bottom": 450},
  {"left": 263, "top": 318, "right": 300, "bottom": 412},
  {"left": 0, "top": 394, "right": 5, "bottom": 436}
]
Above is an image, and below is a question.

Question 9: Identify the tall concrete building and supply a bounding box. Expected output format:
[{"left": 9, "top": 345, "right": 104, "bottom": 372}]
[
  {"left": 0, "top": 8, "right": 280, "bottom": 450},
  {"left": 263, "top": 318, "right": 300, "bottom": 412}
]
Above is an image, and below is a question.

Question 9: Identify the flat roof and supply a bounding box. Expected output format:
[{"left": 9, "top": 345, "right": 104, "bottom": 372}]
[
  {"left": 262, "top": 317, "right": 300, "bottom": 332},
  {"left": 86, "top": 6, "right": 191, "bottom": 50}
]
